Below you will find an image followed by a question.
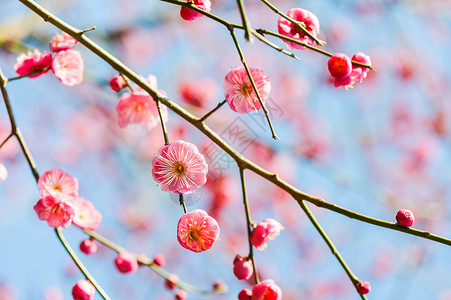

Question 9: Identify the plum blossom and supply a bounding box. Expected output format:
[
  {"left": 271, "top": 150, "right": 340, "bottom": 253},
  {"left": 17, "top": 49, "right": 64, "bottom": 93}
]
[
  {"left": 72, "top": 197, "right": 102, "bottom": 230},
  {"left": 396, "top": 209, "right": 415, "bottom": 227},
  {"left": 233, "top": 255, "right": 253, "bottom": 280},
  {"left": 49, "top": 32, "right": 77, "bottom": 52},
  {"left": 252, "top": 280, "right": 282, "bottom": 300},
  {"left": 152, "top": 140, "right": 208, "bottom": 194},
  {"left": 278, "top": 8, "right": 320, "bottom": 49},
  {"left": 356, "top": 281, "right": 371, "bottom": 295},
  {"left": 334, "top": 52, "right": 372, "bottom": 88},
  {"left": 52, "top": 49, "right": 84, "bottom": 86},
  {"left": 328, "top": 53, "right": 352, "bottom": 80},
  {"left": 180, "top": 0, "right": 211, "bottom": 21},
  {"left": 115, "top": 252, "right": 138, "bottom": 274},
  {"left": 251, "top": 218, "right": 283, "bottom": 250},
  {"left": 238, "top": 288, "right": 253, "bottom": 300},
  {"left": 223, "top": 66, "right": 271, "bottom": 114},
  {"left": 115, "top": 91, "right": 167, "bottom": 129},
  {"left": 33, "top": 195, "right": 75, "bottom": 228},
  {"left": 79, "top": 240, "right": 98, "bottom": 255},
  {"left": 14, "top": 50, "right": 52, "bottom": 78},
  {"left": 177, "top": 209, "right": 220, "bottom": 252},
  {"left": 109, "top": 75, "right": 127, "bottom": 92},
  {"left": 38, "top": 169, "right": 79, "bottom": 200},
  {"left": 72, "top": 280, "right": 95, "bottom": 300}
]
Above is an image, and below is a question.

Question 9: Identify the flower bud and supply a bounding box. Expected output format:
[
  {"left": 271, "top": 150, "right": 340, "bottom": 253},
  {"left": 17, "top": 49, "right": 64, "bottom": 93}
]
[
  {"left": 356, "top": 280, "right": 371, "bottom": 295},
  {"left": 396, "top": 209, "right": 415, "bottom": 227}
]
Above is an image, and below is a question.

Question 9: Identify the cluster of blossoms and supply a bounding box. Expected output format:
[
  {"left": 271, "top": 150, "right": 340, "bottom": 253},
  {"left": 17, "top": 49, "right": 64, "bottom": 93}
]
[
  {"left": 14, "top": 32, "right": 84, "bottom": 86},
  {"left": 277, "top": 8, "right": 320, "bottom": 49},
  {"left": 238, "top": 280, "right": 282, "bottom": 300},
  {"left": 327, "top": 52, "right": 372, "bottom": 88},
  {"left": 33, "top": 169, "right": 101, "bottom": 229}
]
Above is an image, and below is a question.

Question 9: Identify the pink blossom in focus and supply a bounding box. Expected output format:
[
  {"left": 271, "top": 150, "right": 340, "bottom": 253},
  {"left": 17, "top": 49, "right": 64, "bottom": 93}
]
[
  {"left": 14, "top": 50, "right": 52, "bottom": 78},
  {"left": 49, "top": 32, "right": 77, "bottom": 52},
  {"left": 38, "top": 169, "right": 79, "bottom": 200},
  {"left": 0, "top": 163, "right": 7, "bottom": 181},
  {"left": 109, "top": 75, "right": 127, "bottom": 92},
  {"left": 238, "top": 288, "right": 253, "bottom": 300},
  {"left": 356, "top": 281, "right": 371, "bottom": 295},
  {"left": 252, "top": 279, "right": 282, "bottom": 300},
  {"left": 115, "top": 91, "right": 168, "bottom": 129},
  {"left": 278, "top": 8, "right": 320, "bottom": 49},
  {"left": 51, "top": 49, "right": 84, "bottom": 86},
  {"left": 180, "top": 0, "right": 211, "bottom": 21},
  {"left": 396, "top": 209, "right": 415, "bottom": 227},
  {"left": 177, "top": 209, "right": 220, "bottom": 252},
  {"left": 72, "top": 280, "right": 95, "bottom": 300},
  {"left": 251, "top": 218, "right": 283, "bottom": 250},
  {"left": 328, "top": 53, "right": 352, "bottom": 80},
  {"left": 152, "top": 140, "right": 208, "bottom": 194},
  {"left": 72, "top": 197, "right": 102, "bottom": 230},
  {"left": 233, "top": 254, "right": 253, "bottom": 280},
  {"left": 334, "top": 52, "right": 372, "bottom": 88},
  {"left": 80, "top": 240, "right": 98, "bottom": 255},
  {"left": 33, "top": 195, "right": 75, "bottom": 228},
  {"left": 115, "top": 252, "right": 138, "bottom": 274},
  {"left": 223, "top": 66, "right": 271, "bottom": 114}
]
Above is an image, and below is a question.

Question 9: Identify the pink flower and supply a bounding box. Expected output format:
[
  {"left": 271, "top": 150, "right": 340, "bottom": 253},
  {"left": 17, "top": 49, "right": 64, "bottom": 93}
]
[
  {"left": 334, "top": 52, "right": 372, "bottom": 88},
  {"left": 175, "top": 290, "right": 187, "bottom": 300},
  {"left": 52, "top": 49, "right": 84, "bottom": 86},
  {"left": 0, "top": 163, "right": 7, "bottom": 181},
  {"left": 396, "top": 209, "right": 415, "bottom": 227},
  {"left": 180, "top": 0, "right": 211, "bottom": 21},
  {"left": 328, "top": 53, "right": 352, "bottom": 80},
  {"left": 152, "top": 140, "right": 208, "bottom": 194},
  {"left": 252, "top": 280, "right": 282, "bottom": 300},
  {"left": 251, "top": 218, "right": 283, "bottom": 250},
  {"left": 238, "top": 288, "right": 253, "bottom": 300},
  {"left": 33, "top": 195, "right": 75, "bottom": 228},
  {"left": 80, "top": 240, "right": 98, "bottom": 255},
  {"left": 164, "top": 274, "right": 179, "bottom": 290},
  {"left": 177, "top": 209, "right": 220, "bottom": 252},
  {"left": 233, "top": 254, "right": 253, "bottom": 280},
  {"left": 72, "top": 197, "right": 102, "bottom": 230},
  {"left": 38, "top": 169, "right": 79, "bottom": 200},
  {"left": 115, "top": 91, "right": 167, "bottom": 129},
  {"left": 356, "top": 281, "right": 371, "bottom": 295},
  {"left": 49, "top": 32, "right": 77, "bottom": 52},
  {"left": 72, "top": 280, "right": 95, "bottom": 300},
  {"left": 278, "top": 8, "right": 320, "bottom": 49},
  {"left": 14, "top": 50, "right": 52, "bottom": 78},
  {"left": 153, "top": 253, "right": 165, "bottom": 267},
  {"left": 109, "top": 75, "right": 127, "bottom": 92},
  {"left": 179, "top": 79, "right": 217, "bottom": 108},
  {"left": 223, "top": 66, "right": 271, "bottom": 114},
  {"left": 115, "top": 252, "right": 138, "bottom": 274}
]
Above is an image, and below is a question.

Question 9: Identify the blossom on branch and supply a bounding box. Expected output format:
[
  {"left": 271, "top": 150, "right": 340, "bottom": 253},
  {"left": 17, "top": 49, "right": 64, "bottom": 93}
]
[
  {"left": 332, "top": 52, "right": 372, "bottom": 89},
  {"left": 251, "top": 218, "right": 283, "bottom": 250},
  {"left": 180, "top": 0, "right": 211, "bottom": 21},
  {"left": 252, "top": 279, "right": 282, "bottom": 300},
  {"left": 38, "top": 168, "right": 79, "bottom": 200},
  {"left": 177, "top": 209, "right": 220, "bottom": 252},
  {"left": 49, "top": 32, "right": 78, "bottom": 52},
  {"left": 278, "top": 8, "right": 320, "bottom": 50},
  {"left": 152, "top": 140, "right": 208, "bottom": 194},
  {"left": 72, "top": 279, "right": 95, "bottom": 300},
  {"left": 223, "top": 66, "right": 271, "bottom": 114},
  {"left": 51, "top": 49, "right": 84, "bottom": 86},
  {"left": 33, "top": 195, "right": 75, "bottom": 228},
  {"left": 72, "top": 197, "right": 102, "bottom": 230},
  {"left": 14, "top": 50, "right": 52, "bottom": 78}
]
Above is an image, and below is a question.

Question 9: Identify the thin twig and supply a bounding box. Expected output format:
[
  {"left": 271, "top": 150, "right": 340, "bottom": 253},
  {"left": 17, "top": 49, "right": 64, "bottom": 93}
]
[
  {"left": 179, "top": 194, "right": 188, "bottom": 213},
  {"left": 236, "top": 0, "right": 254, "bottom": 42},
  {"left": 7, "top": 67, "right": 51, "bottom": 82},
  {"left": 120, "top": 73, "right": 135, "bottom": 92},
  {"left": 0, "top": 132, "right": 13, "bottom": 149},
  {"left": 199, "top": 99, "right": 227, "bottom": 122},
  {"left": 251, "top": 29, "right": 300, "bottom": 60},
  {"left": 239, "top": 168, "right": 259, "bottom": 284},
  {"left": 155, "top": 99, "right": 170, "bottom": 145}
]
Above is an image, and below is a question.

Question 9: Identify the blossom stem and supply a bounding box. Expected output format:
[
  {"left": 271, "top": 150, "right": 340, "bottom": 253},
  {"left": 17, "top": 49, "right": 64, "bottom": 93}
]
[
  {"left": 179, "top": 194, "right": 188, "bottom": 213},
  {"left": 0, "top": 67, "right": 110, "bottom": 300},
  {"left": 259, "top": 0, "right": 326, "bottom": 46},
  {"left": 156, "top": 99, "right": 170, "bottom": 145},
  {"left": 79, "top": 26, "right": 96, "bottom": 35},
  {"left": 229, "top": 29, "right": 280, "bottom": 140},
  {"left": 297, "top": 200, "right": 367, "bottom": 300},
  {"left": 199, "top": 99, "right": 226, "bottom": 122},
  {"left": 239, "top": 167, "right": 260, "bottom": 284},
  {"left": 236, "top": 0, "right": 253, "bottom": 42},
  {"left": 83, "top": 229, "right": 226, "bottom": 294},
  {"left": 250, "top": 29, "right": 300, "bottom": 60},
  {"left": 120, "top": 74, "right": 135, "bottom": 92},
  {"left": 7, "top": 67, "right": 51, "bottom": 82},
  {"left": 0, "top": 132, "right": 13, "bottom": 149}
]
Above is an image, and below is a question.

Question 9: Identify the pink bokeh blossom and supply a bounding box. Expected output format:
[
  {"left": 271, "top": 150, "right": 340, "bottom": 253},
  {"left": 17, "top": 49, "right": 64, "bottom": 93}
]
[
  {"left": 33, "top": 195, "right": 75, "bottom": 228},
  {"left": 278, "top": 8, "right": 320, "bottom": 49},
  {"left": 252, "top": 279, "right": 282, "bottom": 300},
  {"left": 51, "top": 49, "right": 84, "bottom": 86},
  {"left": 49, "top": 32, "right": 77, "bottom": 52},
  {"left": 152, "top": 140, "right": 208, "bottom": 194},
  {"left": 38, "top": 169, "right": 79, "bottom": 200},
  {"left": 72, "top": 197, "right": 102, "bottom": 230},
  {"left": 180, "top": 0, "right": 211, "bottom": 21},
  {"left": 14, "top": 50, "right": 52, "bottom": 78},
  {"left": 115, "top": 91, "right": 167, "bottom": 129},
  {"left": 72, "top": 280, "right": 95, "bottom": 300},
  {"left": 0, "top": 163, "right": 7, "bottom": 181},
  {"left": 223, "top": 66, "right": 271, "bottom": 114},
  {"left": 251, "top": 218, "right": 283, "bottom": 250},
  {"left": 177, "top": 209, "right": 220, "bottom": 252},
  {"left": 115, "top": 252, "right": 138, "bottom": 274}
]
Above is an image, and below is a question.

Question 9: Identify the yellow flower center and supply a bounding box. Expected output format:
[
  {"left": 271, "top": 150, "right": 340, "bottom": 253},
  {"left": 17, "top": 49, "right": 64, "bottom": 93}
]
[{"left": 174, "top": 163, "right": 186, "bottom": 175}]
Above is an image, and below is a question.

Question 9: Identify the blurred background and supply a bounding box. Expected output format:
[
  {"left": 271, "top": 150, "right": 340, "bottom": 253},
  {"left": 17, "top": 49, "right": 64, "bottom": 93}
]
[{"left": 1, "top": 0, "right": 451, "bottom": 299}]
